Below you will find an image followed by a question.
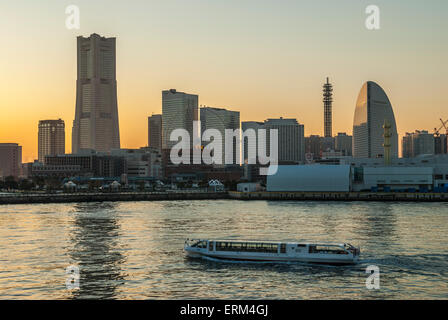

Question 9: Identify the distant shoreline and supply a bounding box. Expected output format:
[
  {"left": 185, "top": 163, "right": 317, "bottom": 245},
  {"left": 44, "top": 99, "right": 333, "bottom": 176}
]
[{"left": 1, "top": 191, "right": 448, "bottom": 204}]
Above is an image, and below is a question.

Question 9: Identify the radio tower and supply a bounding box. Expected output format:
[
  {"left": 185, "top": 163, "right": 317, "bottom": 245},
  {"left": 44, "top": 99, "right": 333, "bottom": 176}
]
[{"left": 323, "top": 77, "right": 333, "bottom": 138}]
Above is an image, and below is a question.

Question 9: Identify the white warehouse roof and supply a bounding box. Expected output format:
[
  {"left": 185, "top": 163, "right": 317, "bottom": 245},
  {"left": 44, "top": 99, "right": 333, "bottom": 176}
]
[{"left": 267, "top": 165, "right": 351, "bottom": 192}]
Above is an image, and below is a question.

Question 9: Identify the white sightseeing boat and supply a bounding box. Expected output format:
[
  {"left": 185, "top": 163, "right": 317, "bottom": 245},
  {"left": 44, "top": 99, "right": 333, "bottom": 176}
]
[{"left": 184, "top": 239, "right": 360, "bottom": 265}]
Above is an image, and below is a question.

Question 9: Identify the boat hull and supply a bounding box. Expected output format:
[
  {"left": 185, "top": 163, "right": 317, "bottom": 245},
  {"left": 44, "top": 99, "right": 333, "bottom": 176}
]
[{"left": 184, "top": 248, "right": 358, "bottom": 265}]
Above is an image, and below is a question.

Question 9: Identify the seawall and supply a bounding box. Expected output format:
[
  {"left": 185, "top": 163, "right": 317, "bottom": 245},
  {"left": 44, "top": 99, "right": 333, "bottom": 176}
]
[
  {"left": 2, "top": 191, "right": 448, "bottom": 205},
  {"left": 0, "top": 191, "right": 229, "bottom": 205},
  {"left": 228, "top": 191, "right": 448, "bottom": 202}
]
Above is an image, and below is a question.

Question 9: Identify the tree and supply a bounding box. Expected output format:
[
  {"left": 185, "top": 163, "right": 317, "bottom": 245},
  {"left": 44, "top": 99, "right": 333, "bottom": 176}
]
[
  {"left": 19, "top": 179, "right": 35, "bottom": 191},
  {"left": 4, "top": 176, "right": 18, "bottom": 189}
]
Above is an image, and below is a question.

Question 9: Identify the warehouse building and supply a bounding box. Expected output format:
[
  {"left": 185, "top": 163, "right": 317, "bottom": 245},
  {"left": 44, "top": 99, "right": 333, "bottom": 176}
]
[{"left": 267, "top": 165, "right": 351, "bottom": 192}]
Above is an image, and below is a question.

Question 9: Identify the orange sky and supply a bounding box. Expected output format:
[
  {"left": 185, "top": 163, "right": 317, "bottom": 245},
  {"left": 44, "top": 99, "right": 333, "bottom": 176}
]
[{"left": 0, "top": 1, "right": 447, "bottom": 162}]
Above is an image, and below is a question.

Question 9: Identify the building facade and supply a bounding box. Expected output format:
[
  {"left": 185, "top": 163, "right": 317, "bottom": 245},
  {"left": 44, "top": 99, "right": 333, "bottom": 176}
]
[
  {"left": 334, "top": 132, "right": 352, "bottom": 156},
  {"left": 242, "top": 121, "right": 265, "bottom": 164},
  {"left": 353, "top": 81, "right": 398, "bottom": 159},
  {"left": 111, "top": 148, "right": 162, "bottom": 178},
  {"left": 402, "top": 130, "right": 435, "bottom": 158},
  {"left": 200, "top": 106, "right": 240, "bottom": 165},
  {"left": 162, "top": 89, "right": 198, "bottom": 151},
  {"left": 45, "top": 153, "right": 126, "bottom": 177},
  {"left": 148, "top": 114, "right": 162, "bottom": 152},
  {"left": 38, "top": 119, "right": 65, "bottom": 163},
  {"left": 0, "top": 143, "right": 22, "bottom": 178},
  {"left": 435, "top": 134, "right": 447, "bottom": 155},
  {"left": 264, "top": 118, "right": 305, "bottom": 164},
  {"left": 72, "top": 33, "right": 120, "bottom": 154}
]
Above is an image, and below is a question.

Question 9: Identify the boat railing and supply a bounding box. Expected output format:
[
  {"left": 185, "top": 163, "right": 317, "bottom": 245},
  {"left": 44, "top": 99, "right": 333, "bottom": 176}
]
[{"left": 185, "top": 238, "right": 206, "bottom": 248}]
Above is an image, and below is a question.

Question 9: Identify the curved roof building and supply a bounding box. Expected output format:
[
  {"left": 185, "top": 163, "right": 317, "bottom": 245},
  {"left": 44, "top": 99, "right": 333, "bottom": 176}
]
[{"left": 353, "top": 81, "right": 398, "bottom": 158}]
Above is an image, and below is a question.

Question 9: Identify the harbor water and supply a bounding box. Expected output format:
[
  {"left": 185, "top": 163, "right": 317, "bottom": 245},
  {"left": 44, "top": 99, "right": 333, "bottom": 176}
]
[{"left": 0, "top": 200, "right": 447, "bottom": 299}]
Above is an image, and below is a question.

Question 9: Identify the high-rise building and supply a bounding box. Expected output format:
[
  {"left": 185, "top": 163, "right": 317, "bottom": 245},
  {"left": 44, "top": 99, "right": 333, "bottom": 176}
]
[
  {"left": 0, "top": 143, "right": 22, "bottom": 178},
  {"left": 321, "top": 136, "right": 335, "bottom": 153},
  {"left": 434, "top": 134, "right": 447, "bottom": 155},
  {"left": 72, "top": 33, "right": 120, "bottom": 154},
  {"left": 402, "top": 134, "right": 412, "bottom": 158},
  {"left": 335, "top": 132, "right": 352, "bottom": 156},
  {"left": 402, "top": 130, "right": 435, "bottom": 158},
  {"left": 323, "top": 77, "right": 333, "bottom": 138},
  {"left": 148, "top": 114, "right": 162, "bottom": 153},
  {"left": 200, "top": 106, "right": 240, "bottom": 165},
  {"left": 242, "top": 121, "right": 264, "bottom": 164},
  {"left": 264, "top": 118, "right": 305, "bottom": 164},
  {"left": 162, "top": 89, "right": 198, "bottom": 151},
  {"left": 353, "top": 81, "right": 398, "bottom": 158},
  {"left": 38, "top": 119, "right": 65, "bottom": 163},
  {"left": 305, "top": 135, "right": 322, "bottom": 160}
]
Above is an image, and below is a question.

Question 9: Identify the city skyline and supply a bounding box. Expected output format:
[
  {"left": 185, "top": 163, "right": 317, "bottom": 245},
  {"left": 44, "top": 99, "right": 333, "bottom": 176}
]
[{"left": 0, "top": 1, "right": 447, "bottom": 161}]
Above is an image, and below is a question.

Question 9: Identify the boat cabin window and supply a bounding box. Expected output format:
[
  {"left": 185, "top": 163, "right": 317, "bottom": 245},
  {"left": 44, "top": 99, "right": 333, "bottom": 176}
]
[
  {"left": 280, "top": 244, "right": 286, "bottom": 253},
  {"left": 309, "top": 245, "right": 347, "bottom": 255},
  {"left": 192, "top": 240, "right": 207, "bottom": 248},
  {"left": 209, "top": 242, "right": 214, "bottom": 251},
  {"left": 215, "top": 242, "right": 278, "bottom": 253}
]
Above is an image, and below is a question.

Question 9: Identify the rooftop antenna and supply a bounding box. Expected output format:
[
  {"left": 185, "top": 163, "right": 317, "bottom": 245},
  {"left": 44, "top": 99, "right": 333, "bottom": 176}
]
[{"left": 323, "top": 77, "right": 333, "bottom": 138}]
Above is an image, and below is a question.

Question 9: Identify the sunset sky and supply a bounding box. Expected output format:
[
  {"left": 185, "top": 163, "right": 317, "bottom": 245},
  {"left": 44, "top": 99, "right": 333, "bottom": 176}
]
[{"left": 0, "top": 0, "right": 447, "bottom": 162}]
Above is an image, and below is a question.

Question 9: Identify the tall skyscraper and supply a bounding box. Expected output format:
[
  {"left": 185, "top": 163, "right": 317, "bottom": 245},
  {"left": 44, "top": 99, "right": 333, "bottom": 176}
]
[
  {"left": 0, "top": 143, "right": 22, "bottom": 178},
  {"left": 200, "top": 106, "right": 240, "bottom": 165},
  {"left": 148, "top": 114, "right": 162, "bottom": 152},
  {"left": 38, "top": 119, "right": 65, "bottom": 163},
  {"left": 323, "top": 77, "right": 333, "bottom": 138},
  {"left": 353, "top": 81, "right": 398, "bottom": 158},
  {"left": 162, "top": 89, "right": 198, "bottom": 151},
  {"left": 264, "top": 118, "right": 305, "bottom": 164},
  {"left": 72, "top": 33, "right": 120, "bottom": 154}
]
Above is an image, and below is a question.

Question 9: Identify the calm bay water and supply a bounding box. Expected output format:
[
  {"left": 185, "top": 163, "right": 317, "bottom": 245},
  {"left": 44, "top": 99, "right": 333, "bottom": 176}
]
[{"left": 0, "top": 200, "right": 447, "bottom": 299}]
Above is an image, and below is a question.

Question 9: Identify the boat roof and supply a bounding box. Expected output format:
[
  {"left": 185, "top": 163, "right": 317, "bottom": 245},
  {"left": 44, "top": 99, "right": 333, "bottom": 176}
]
[{"left": 207, "top": 239, "right": 346, "bottom": 246}]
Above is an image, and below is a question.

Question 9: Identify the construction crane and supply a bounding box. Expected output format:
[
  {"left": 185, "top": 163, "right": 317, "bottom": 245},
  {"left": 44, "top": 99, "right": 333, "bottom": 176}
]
[{"left": 434, "top": 118, "right": 448, "bottom": 136}]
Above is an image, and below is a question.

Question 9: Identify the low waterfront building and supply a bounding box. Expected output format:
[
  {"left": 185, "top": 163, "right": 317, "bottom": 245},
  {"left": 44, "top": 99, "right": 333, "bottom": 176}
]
[
  {"left": 237, "top": 182, "right": 262, "bottom": 193},
  {"left": 357, "top": 166, "right": 433, "bottom": 192},
  {"left": 111, "top": 147, "right": 162, "bottom": 179},
  {"left": 265, "top": 154, "right": 448, "bottom": 192},
  {"left": 340, "top": 154, "right": 448, "bottom": 190},
  {"left": 45, "top": 152, "right": 126, "bottom": 178},
  {"left": 29, "top": 162, "right": 82, "bottom": 178},
  {"left": 267, "top": 165, "right": 351, "bottom": 192}
]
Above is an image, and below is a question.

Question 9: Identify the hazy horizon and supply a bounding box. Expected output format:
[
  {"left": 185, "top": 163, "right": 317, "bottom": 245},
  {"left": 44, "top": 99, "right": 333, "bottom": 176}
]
[{"left": 1, "top": 0, "right": 447, "bottom": 162}]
